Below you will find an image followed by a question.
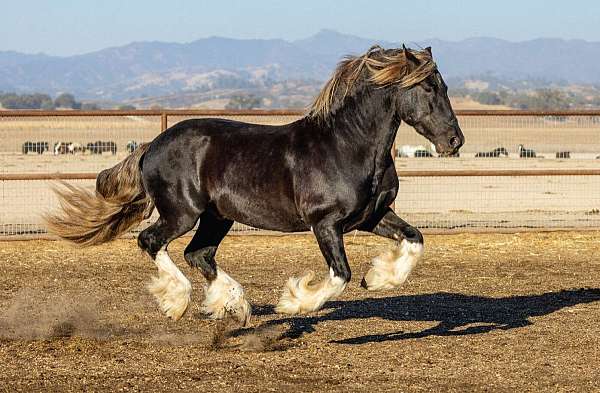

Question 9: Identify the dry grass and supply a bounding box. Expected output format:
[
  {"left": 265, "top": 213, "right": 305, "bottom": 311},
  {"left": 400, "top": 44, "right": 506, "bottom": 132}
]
[{"left": 1, "top": 232, "right": 599, "bottom": 391}]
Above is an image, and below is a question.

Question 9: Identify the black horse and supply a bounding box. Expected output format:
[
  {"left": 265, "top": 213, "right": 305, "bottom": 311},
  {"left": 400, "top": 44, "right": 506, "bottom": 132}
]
[
  {"left": 46, "top": 45, "right": 463, "bottom": 325},
  {"left": 475, "top": 147, "right": 509, "bottom": 158}
]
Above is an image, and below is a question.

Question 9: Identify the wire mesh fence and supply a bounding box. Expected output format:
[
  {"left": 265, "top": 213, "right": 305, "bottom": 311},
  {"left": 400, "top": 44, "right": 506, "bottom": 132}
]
[
  {"left": 0, "top": 114, "right": 162, "bottom": 174},
  {"left": 1, "top": 110, "right": 599, "bottom": 238},
  {"left": 397, "top": 114, "right": 600, "bottom": 160},
  {"left": 396, "top": 174, "right": 600, "bottom": 230}
]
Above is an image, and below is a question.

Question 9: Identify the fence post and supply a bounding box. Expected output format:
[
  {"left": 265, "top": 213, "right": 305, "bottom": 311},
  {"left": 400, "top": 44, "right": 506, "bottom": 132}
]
[{"left": 161, "top": 113, "right": 168, "bottom": 132}]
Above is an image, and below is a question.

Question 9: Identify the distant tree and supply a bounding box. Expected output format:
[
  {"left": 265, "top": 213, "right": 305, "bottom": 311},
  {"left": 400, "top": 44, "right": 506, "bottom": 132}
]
[
  {"left": 448, "top": 88, "right": 470, "bottom": 98},
  {"left": 506, "top": 89, "right": 570, "bottom": 110},
  {"left": 591, "top": 96, "right": 600, "bottom": 107},
  {"left": 0, "top": 92, "right": 54, "bottom": 109},
  {"left": 117, "top": 104, "right": 136, "bottom": 110},
  {"left": 472, "top": 91, "right": 503, "bottom": 106},
  {"left": 533, "top": 89, "right": 570, "bottom": 110},
  {"left": 225, "top": 94, "right": 262, "bottom": 110},
  {"left": 81, "top": 102, "right": 100, "bottom": 110},
  {"left": 54, "top": 93, "right": 81, "bottom": 109},
  {"left": 40, "top": 99, "right": 55, "bottom": 110},
  {"left": 32, "top": 93, "right": 53, "bottom": 109}
]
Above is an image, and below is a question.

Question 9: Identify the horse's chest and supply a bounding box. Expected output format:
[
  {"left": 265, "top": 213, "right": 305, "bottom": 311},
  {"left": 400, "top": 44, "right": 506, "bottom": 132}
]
[
  {"left": 343, "top": 167, "right": 398, "bottom": 231},
  {"left": 341, "top": 189, "right": 389, "bottom": 231}
]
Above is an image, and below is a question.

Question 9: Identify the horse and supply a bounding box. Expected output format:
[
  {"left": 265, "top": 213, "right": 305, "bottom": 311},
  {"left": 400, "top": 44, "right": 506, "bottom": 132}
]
[
  {"left": 86, "top": 141, "right": 117, "bottom": 155},
  {"left": 126, "top": 140, "right": 139, "bottom": 153},
  {"left": 475, "top": 147, "right": 509, "bottom": 158},
  {"left": 518, "top": 144, "right": 537, "bottom": 158},
  {"left": 54, "top": 141, "right": 73, "bottom": 155},
  {"left": 398, "top": 144, "right": 436, "bottom": 158},
  {"left": 45, "top": 45, "right": 464, "bottom": 326},
  {"left": 414, "top": 149, "right": 434, "bottom": 158},
  {"left": 68, "top": 142, "right": 85, "bottom": 154},
  {"left": 22, "top": 141, "right": 49, "bottom": 154}
]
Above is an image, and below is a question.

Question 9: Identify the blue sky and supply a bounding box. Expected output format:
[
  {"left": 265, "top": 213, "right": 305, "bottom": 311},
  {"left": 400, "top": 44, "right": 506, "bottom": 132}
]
[{"left": 3, "top": 0, "right": 600, "bottom": 56}]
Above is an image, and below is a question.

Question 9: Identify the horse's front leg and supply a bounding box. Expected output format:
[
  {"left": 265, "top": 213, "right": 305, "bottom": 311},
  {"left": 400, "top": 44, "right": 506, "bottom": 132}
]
[
  {"left": 360, "top": 207, "right": 424, "bottom": 291},
  {"left": 276, "top": 220, "right": 349, "bottom": 315}
]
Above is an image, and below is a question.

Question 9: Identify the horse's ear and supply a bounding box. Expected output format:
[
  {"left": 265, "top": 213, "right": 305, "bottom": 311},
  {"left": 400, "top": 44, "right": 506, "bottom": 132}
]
[
  {"left": 424, "top": 46, "right": 432, "bottom": 56},
  {"left": 403, "top": 46, "right": 419, "bottom": 65}
]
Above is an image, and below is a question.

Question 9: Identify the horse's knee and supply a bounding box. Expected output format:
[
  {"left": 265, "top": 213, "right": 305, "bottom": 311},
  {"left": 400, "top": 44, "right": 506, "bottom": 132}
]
[{"left": 184, "top": 246, "right": 217, "bottom": 281}]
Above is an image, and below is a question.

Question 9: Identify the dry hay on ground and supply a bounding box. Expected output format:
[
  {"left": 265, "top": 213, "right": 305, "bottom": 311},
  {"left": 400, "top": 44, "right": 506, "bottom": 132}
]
[{"left": 0, "top": 232, "right": 599, "bottom": 392}]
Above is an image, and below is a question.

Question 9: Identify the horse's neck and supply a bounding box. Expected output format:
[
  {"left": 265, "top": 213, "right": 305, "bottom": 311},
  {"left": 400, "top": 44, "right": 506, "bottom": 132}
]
[{"left": 330, "top": 91, "right": 401, "bottom": 157}]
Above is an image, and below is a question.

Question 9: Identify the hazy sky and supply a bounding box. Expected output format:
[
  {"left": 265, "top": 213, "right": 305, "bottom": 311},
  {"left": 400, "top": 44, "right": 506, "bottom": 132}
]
[{"left": 3, "top": 0, "right": 600, "bottom": 56}]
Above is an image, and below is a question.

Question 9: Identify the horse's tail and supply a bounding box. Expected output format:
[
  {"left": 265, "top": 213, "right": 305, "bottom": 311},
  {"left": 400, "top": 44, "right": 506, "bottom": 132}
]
[{"left": 44, "top": 143, "right": 154, "bottom": 246}]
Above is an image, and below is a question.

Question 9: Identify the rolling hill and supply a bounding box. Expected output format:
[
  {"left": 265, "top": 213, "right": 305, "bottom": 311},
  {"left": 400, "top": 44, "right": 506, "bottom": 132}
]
[{"left": 1, "top": 30, "right": 599, "bottom": 102}]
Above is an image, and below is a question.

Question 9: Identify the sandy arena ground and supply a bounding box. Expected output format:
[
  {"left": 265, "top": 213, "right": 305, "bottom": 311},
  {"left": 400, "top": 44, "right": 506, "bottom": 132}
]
[{"left": 1, "top": 232, "right": 599, "bottom": 392}]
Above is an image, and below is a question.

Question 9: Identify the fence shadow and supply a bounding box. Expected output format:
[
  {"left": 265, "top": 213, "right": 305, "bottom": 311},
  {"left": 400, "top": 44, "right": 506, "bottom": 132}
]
[{"left": 251, "top": 288, "right": 600, "bottom": 345}]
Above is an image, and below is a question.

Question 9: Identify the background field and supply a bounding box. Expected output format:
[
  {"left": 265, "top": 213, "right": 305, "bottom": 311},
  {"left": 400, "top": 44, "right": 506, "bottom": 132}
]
[{"left": 1, "top": 233, "right": 599, "bottom": 391}]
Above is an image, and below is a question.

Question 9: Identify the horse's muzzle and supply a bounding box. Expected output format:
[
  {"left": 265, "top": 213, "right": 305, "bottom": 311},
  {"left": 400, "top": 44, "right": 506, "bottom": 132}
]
[{"left": 436, "top": 129, "right": 464, "bottom": 157}]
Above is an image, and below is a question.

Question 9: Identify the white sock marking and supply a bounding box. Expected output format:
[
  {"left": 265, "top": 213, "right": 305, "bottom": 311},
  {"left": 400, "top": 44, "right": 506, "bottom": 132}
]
[
  {"left": 148, "top": 248, "right": 192, "bottom": 321},
  {"left": 362, "top": 239, "right": 424, "bottom": 291},
  {"left": 275, "top": 268, "right": 347, "bottom": 315},
  {"left": 201, "top": 269, "right": 251, "bottom": 326}
]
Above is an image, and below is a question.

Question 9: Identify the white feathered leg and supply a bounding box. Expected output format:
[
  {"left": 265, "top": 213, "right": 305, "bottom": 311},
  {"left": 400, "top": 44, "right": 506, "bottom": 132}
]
[
  {"left": 361, "top": 239, "right": 424, "bottom": 291},
  {"left": 276, "top": 268, "right": 347, "bottom": 315},
  {"left": 201, "top": 269, "right": 251, "bottom": 326},
  {"left": 148, "top": 248, "right": 192, "bottom": 320}
]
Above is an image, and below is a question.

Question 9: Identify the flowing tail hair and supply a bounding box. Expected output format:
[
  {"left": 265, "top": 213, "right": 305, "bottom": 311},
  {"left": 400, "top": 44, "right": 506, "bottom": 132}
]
[{"left": 44, "top": 143, "right": 154, "bottom": 246}]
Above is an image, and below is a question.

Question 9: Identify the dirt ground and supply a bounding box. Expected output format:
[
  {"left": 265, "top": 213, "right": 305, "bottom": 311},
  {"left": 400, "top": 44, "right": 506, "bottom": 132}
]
[{"left": 1, "top": 232, "right": 600, "bottom": 392}]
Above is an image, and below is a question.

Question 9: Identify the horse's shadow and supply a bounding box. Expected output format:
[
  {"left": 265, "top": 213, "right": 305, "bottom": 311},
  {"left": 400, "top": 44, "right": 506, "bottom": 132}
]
[{"left": 250, "top": 288, "right": 600, "bottom": 344}]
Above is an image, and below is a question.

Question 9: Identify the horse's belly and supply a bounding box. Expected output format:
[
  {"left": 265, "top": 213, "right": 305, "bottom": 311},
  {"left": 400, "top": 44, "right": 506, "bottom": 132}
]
[{"left": 214, "top": 192, "right": 308, "bottom": 232}]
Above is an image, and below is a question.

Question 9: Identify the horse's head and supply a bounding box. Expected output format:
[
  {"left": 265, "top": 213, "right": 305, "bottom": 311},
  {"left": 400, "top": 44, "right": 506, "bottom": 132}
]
[
  {"left": 395, "top": 47, "right": 464, "bottom": 157},
  {"left": 308, "top": 45, "right": 464, "bottom": 156}
]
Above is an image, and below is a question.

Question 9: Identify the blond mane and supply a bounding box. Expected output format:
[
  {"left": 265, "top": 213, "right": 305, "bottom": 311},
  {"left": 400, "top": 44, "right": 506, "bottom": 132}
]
[{"left": 308, "top": 45, "right": 437, "bottom": 120}]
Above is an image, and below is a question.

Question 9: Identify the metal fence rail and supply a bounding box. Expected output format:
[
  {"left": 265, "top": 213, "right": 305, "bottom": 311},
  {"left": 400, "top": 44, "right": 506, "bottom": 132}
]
[{"left": 1, "top": 109, "right": 600, "bottom": 238}]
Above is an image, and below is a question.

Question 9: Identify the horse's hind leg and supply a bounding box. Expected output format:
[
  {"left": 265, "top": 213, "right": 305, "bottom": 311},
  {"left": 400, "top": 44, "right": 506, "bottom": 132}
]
[
  {"left": 360, "top": 207, "right": 424, "bottom": 291},
  {"left": 184, "top": 211, "right": 251, "bottom": 325},
  {"left": 138, "top": 211, "right": 200, "bottom": 321}
]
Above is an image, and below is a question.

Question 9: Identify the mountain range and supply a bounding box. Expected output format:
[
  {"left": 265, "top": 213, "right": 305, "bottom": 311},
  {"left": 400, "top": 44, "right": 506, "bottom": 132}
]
[{"left": 1, "top": 29, "right": 599, "bottom": 102}]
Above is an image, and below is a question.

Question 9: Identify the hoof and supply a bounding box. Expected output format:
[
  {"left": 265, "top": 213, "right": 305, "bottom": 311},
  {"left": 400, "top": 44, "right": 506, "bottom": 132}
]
[
  {"left": 360, "top": 277, "right": 368, "bottom": 289},
  {"left": 201, "top": 269, "right": 252, "bottom": 326},
  {"left": 275, "top": 270, "right": 346, "bottom": 315},
  {"left": 148, "top": 272, "right": 192, "bottom": 321},
  {"left": 362, "top": 239, "right": 423, "bottom": 291}
]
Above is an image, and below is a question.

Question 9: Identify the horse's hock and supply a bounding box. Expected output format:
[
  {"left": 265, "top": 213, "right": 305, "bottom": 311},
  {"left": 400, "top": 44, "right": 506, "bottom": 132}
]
[{"left": 1, "top": 109, "right": 600, "bottom": 238}]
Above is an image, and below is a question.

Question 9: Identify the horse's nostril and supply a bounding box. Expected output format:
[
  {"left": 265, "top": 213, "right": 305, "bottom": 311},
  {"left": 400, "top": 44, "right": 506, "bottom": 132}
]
[{"left": 449, "top": 136, "right": 461, "bottom": 148}]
